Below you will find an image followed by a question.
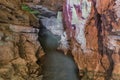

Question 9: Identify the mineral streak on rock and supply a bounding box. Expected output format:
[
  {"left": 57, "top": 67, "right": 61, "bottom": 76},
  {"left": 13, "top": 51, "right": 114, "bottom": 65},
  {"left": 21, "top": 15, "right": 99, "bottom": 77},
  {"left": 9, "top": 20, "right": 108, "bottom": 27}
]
[
  {"left": 62, "top": 0, "right": 120, "bottom": 79},
  {"left": 114, "top": 0, "right": 120, "bottom": 21},
  {"left": 63, "top": 0, "right": 92, "bottom": 52},
  {"left": 9, "top": 24, "right": 39, "bottom": 33},
  {"left": 106, "top": 35, "right": 120, "bottom": 53}
]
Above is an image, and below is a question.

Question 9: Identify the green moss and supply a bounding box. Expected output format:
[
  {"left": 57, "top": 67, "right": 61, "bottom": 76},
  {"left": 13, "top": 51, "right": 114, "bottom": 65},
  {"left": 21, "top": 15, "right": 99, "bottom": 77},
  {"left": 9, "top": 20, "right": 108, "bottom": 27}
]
[{"left": 21, "top": 4, "right": 40, "bottom": 15}]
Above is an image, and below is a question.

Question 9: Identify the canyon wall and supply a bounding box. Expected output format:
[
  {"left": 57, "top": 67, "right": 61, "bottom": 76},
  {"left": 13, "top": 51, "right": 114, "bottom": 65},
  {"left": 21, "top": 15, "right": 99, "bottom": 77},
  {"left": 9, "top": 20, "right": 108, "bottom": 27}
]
[
  {"left": 1, "top": 0, "right": 120, "bottom": 80},
  {"left": 0, "top": 0, "right": 43, "bottom": 80},
  {"left": 63, "top": 0, "right": 120, "bottom": 79}
]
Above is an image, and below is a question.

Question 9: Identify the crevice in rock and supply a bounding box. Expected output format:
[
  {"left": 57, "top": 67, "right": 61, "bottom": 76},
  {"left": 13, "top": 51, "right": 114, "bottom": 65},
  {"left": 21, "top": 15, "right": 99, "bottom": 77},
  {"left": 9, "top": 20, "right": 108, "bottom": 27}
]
[
  {"left": 37, "top": 19, "right": 80, "bottom": 80},
  {"left": 94, "top": 3, "right": 115, "bottom": 79}
]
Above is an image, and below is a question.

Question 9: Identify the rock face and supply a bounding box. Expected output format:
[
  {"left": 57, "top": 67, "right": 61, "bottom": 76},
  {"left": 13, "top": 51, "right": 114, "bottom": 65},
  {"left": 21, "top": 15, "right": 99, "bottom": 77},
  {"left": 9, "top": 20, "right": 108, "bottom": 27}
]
[
  {"left": 0, "top": 0, "right": 43, "bottom": 80},
  {"left": 23, "top": 0, "right": 41, "bottom": 4},
  {"left": 40, "top": 0, "right": 64, "bottom": 11},
  {"left": 63, "top": 0, "right": 120, "bottom": 80},
  {"left": 0, "top": 24, "right": 43, "bottom": 80},
  {"left": 0, "top": 0, "right": 39, "bottom": 26},
  {"left": 2, "top": 0, "right": 120, "bottom": 80}
]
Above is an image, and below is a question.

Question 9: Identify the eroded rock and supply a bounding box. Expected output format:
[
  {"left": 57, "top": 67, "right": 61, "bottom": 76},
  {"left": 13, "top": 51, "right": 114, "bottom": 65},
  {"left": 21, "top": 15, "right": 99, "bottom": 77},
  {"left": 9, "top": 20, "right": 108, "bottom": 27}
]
[
  {"left": 0, "top": 24, "right": 43, "bottom": 80},
  {"left": 63, "top": 0, "right": 120, "bottom": 79},
  {"left": 0, "top": 0, "right": 39, "bottom": 26}
]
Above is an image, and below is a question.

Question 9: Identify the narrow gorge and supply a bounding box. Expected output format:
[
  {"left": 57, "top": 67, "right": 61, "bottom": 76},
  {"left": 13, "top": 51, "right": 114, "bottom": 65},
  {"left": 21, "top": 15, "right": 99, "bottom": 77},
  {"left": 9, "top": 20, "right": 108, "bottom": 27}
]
[{"left": 0, "top": 0, "right": 120, "bottom": 80}]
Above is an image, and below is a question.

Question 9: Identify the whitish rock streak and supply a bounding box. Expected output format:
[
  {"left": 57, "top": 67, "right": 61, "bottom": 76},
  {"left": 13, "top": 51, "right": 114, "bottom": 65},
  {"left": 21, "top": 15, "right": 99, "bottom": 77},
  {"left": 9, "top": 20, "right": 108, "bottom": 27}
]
[{"left": 64, "top": 0, "right": 91, "bottom": 52}]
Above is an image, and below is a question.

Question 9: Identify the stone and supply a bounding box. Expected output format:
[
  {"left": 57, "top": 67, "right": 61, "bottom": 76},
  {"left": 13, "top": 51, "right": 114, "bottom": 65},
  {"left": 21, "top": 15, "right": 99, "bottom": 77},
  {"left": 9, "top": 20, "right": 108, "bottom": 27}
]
[
  {"left": 0, "top": 45, "right": 14, "bottom": 64},
  {"left": 0, "top": 63, "right": 14, "bottom": 79},
  {"left": 0, "top": 0, "right": 43, "bottom": 80},
  {"left": 0, "top": 32, "right": 4, "bottom": 40},
  {"left": 40, "top": 0, "right": 64, "bottom": 11},
  {"left": 33, "top": 0, "right": 41, "bottom": 4},
  {"left": 0, "top": 0, "right": 39, "bottom": 26},
  {"left": 9, "top": 24, "right": 39, "bottom": 33},
  {"left": 63, "top": 0, "right": 120, "bottom": 79},
  {"left": 11, "top": 58, "right": 28, "bottom": 77}
]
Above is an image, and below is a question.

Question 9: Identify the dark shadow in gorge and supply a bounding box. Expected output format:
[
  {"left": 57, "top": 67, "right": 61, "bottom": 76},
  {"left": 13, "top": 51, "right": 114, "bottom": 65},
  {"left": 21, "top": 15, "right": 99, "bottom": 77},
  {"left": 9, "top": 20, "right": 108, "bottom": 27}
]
[
  {"left": 91, "top": 1, "right": 115, "bottom": 79},
  {"left": 37, "top": 20, "right": 80, "bottom": 80},
  {"left": 95, "top": 10, "right": 114, "bottom": 80}
]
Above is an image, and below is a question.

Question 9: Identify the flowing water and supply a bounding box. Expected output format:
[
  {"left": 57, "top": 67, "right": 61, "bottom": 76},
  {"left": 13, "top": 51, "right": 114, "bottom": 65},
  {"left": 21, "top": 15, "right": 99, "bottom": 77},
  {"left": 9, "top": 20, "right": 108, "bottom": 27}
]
[{"left": 38, "top": 27, "right": 80, "bottom": 80}]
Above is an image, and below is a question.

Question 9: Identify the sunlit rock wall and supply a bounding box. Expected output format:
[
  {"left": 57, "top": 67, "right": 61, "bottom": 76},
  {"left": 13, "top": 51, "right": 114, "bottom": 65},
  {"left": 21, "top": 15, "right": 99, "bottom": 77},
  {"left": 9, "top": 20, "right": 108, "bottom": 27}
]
[
  {"left": 0, "top": 0, "right": 43, "bottom": 80},
  {"left": 0, "top": 24, "right": 43, "bottom": 80},
  {"left": 63, "top": 0, "right": 120, "bottom": 79}
]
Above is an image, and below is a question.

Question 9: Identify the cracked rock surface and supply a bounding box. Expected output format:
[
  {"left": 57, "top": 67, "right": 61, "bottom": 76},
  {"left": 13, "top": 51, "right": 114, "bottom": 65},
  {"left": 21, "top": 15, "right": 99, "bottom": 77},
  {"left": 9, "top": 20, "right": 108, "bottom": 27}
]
[{"left": 0, "top": 0, "right": 43, "bottom": 80}]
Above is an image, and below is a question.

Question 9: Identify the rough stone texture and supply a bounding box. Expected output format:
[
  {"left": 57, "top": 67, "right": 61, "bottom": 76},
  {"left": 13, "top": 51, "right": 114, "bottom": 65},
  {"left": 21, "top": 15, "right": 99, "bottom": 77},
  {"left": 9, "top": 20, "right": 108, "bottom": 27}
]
[
  {"left": 0, "top": 0, "right": 39, "bottom": 26},
  {"left": 29, "top": 0, "right": 120, "bottom": 79},
  {"left": 24, "top": 0, "right": 64, "bottom": 11},
  {"left": 0, "top": 1, "right": 43, "bottom": 79},
  {"left": 2, "top": 0, "right": 120, "bottom": 80},
  {"left": 63, "top": 0, "right": 120, "bottom": 80},
  {"left": 40, "top": 0, "right": 64, "bottom": 11},
  {"left": 0, "top": 24, "right": 43, "bottom": 80},
  {"left": 22, "top": 0, "right": 41, "bottom": 4}
]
